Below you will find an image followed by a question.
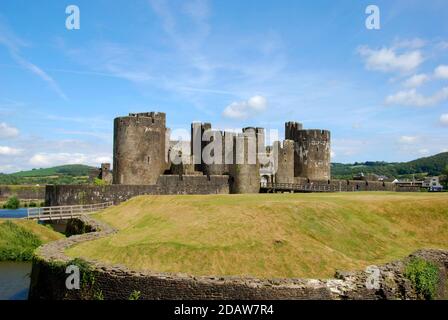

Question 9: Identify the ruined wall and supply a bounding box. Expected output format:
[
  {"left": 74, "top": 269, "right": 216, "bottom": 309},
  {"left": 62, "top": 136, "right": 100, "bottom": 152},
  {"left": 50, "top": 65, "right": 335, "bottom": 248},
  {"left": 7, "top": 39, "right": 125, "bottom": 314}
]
[
  {"left": 294, "top": 130, "right": 331, "bottom": 180},
  {"left": 45, "top": 175, "right": 230, "bottom": 206},
  {"left": 273, "top": 140, "right": 295, "bottom": 184},
  {"left": 0, "top": 185, "right": 45, "bottom": 201},
  {"left": 113, "top": 112, "right": 167, "bottom": 185},
  {"left": 29, "top": 215, "right": 448, "bottom": 300}
]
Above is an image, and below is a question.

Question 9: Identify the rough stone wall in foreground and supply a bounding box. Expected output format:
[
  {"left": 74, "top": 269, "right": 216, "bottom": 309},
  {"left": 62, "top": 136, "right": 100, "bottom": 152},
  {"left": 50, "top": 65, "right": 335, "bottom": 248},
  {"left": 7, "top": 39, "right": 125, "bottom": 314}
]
[{"left": 29, "top": 216, "right": 448, "bottom": 300}]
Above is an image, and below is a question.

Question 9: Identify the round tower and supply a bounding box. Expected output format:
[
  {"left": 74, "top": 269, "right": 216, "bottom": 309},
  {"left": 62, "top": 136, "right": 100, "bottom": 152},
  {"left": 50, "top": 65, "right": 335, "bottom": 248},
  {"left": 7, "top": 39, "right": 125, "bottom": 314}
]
[
  {"left": 294, "top": 129, "right": 331, "bottom": 180},
  {"left": 113, "top": 112, "right": 167, "bottom": 185},
  {"left": 229, "top": 131, "right": 260, "bottom": 194}
]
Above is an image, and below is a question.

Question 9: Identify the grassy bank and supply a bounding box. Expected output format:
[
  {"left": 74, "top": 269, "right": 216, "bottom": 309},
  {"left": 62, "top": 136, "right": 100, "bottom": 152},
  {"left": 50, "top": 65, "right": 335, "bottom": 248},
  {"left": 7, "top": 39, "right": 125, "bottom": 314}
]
[
  {"left": 66, "top": 192, "right": 448, "bottom": 279},
  {"left": 0, "top": 220, "right": 64, "bottom": 261}
]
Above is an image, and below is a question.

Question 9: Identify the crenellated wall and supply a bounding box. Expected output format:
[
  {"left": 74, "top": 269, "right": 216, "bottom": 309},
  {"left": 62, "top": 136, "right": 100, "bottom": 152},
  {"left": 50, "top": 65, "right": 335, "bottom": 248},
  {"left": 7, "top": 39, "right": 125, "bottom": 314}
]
[{"left": 45, "top": 175, "right": 230, "bottom": 206}]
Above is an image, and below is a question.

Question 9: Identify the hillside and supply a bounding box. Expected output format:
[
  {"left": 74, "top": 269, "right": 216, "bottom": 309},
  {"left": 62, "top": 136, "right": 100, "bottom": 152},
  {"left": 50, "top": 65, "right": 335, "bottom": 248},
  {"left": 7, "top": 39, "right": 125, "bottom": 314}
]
[
  {"left": 66, "top": 193, "right": 448, "bottom": 279},
  {"left": 332, "top": 152, "right": 448, "bottom": 180},
  {"left": 0, "top": 220, "right": 64, "bottom": 261},
  {"left": 0, "top": 164, "right": 97, "bottom": 185}
]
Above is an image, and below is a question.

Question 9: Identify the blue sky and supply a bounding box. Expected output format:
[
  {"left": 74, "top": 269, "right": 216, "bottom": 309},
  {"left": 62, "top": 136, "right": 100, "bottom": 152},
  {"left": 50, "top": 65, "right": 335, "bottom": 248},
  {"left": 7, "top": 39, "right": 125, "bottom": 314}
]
[{"left": 0, "top": 0, "right": 447, "bottom": 172}]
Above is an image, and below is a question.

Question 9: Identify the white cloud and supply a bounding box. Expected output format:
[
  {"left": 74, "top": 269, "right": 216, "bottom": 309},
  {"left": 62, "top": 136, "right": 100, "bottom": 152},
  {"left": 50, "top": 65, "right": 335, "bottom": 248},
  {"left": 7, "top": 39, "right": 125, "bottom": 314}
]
[
  {"left": 0, "top": 122, "right": 19, "bottom": 138},
  {"left": 403, "top": 74, "right": 429, "bottom": 88},
  {"left": 434, "top": 65, "right": 448, "bottom": 79},
  {"left": 418, "top": 148, "right": 430, "bottom": 155},
  {"left": 0, "top": 146, "right": 22, "bottom": 156},
  {"left": 385, "top": 87, "right": 448, "bottom": 107},
  {"left": 222, "top": 95, "right": 268, "bottom": 119},
  {"left": 393, "top": 38, "right": 426, "bottom": 50},
  {"left": 358, "top": 46, "right": 423, "bottom": 73},
  {"left": 398, "top": 136, "right": 418, "bottom": 144},
  {"left": 440, "top": 114, "right": 448, "bottom": 126},
  {"left": 29, "top": 152, "right": 111, "bottom": 167}
]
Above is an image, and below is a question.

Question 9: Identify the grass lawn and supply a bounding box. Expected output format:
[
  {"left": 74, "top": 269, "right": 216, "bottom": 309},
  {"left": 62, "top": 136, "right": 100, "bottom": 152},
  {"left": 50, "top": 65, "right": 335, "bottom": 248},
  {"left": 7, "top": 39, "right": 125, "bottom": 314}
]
[
  {"left": 66, "top": 192, "right": 448, "bottom": 279},
  {"left": 0, "top": 220, "right": 64, "bottom": 261}
]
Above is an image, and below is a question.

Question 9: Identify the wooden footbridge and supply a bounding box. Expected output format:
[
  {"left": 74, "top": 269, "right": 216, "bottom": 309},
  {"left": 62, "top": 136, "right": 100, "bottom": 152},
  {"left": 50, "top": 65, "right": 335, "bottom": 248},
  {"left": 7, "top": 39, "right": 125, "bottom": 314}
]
[
  {"left": 260, "top": 182, "right": 352, "bottom": 193},
  {"left": 27, "top": 201, "right": 113, "bottom": 221}
]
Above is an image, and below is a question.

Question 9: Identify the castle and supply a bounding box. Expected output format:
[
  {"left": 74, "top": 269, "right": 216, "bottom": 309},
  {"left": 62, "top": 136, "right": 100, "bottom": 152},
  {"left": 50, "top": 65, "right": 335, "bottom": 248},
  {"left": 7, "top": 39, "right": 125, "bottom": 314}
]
[
  {"left": 110, "top": 111, "right": 331, "bottom": 193},
  {"left": 46, "top": 111, "right": 401, "bottom": 206}
]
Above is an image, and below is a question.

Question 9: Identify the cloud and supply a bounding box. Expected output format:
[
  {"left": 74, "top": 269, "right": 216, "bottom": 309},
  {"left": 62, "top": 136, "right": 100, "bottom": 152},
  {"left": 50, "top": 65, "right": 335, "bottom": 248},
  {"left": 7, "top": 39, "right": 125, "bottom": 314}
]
[
  {"left": 440, "top": 114, "right": 448, "bottom": 126},
  {"left": 29, "top": 152, "right": 111, "bottom": 167},
  {"left": 0, "top": 122, "right": 19, "bottom": 139},
  {"left": 0, "top": 21, "right": 67, "bottom": 100},
  {"left": 358, "top": 46, "right": 423, "bottom": 73},
  {"left": 393, "top": 38, "right": 426, "bottom": 50},
  {"left": 398, "top": 136, "right": 418, "bottom": 144},
  {"left": 418, "top": 148, "right": 430, "bottom": 155},
  {"left": 222, "top": 95, "right": 268, "bottom": 120},
  {"left": 0, "top": 146, "right": 22, "bottom": 156},
  {"left": 385, "top": 87, "right": 448, "bottom": 107},
  {"left": 434, "top": 65, "right": 448, "bottom": 79},
  {"left": 403, "top": 74, "right": 429, "bottom": 88}
]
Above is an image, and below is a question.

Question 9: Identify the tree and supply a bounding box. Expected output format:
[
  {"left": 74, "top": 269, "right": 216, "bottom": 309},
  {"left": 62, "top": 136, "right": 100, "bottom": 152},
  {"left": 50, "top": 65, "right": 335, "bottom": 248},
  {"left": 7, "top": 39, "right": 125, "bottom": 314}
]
[
  {"left": 441, "top": 165, "right": 448, "bottom": 189},
  {"left": 4, "top": 196, "right": 20, "bottom": 209}
]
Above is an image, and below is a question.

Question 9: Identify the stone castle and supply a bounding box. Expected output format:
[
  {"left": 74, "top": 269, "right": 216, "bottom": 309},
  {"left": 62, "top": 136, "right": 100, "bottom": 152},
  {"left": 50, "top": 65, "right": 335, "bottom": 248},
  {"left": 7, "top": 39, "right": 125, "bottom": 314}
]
[
  {"left": 46, "top": 111, "right": 402, "bottom": 206},
  {"left": 110, "top": 111, "right": 331, "bottom": 193}
]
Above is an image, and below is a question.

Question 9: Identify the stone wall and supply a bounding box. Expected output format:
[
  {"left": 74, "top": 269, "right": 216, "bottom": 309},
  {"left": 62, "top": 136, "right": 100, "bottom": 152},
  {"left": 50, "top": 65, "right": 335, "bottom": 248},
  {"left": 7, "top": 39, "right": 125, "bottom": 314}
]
[
  {"left": 289, "top": 178, "right": 398, "bottom": 192},
  {"left": 45, "top": 175, "right": 230, "bottom": 206},
  {"left": 0, "top": 185, "right": 45, "bottom": 201},
  {"left": 29, "top": 215, "right": 448, "bottom": 300}
]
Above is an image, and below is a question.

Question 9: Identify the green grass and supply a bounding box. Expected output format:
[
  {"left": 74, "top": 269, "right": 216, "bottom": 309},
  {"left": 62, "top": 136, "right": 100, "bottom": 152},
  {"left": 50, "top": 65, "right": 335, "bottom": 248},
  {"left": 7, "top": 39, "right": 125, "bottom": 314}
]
[
  {"left": 66, "top": 192, "right": 448, "bottom": 279},
  {"left": 404, "top": 257, "right": 440, "bottom": 300},
  {"left": 0, "top": 220, "right": 64, "bottom": 261}
]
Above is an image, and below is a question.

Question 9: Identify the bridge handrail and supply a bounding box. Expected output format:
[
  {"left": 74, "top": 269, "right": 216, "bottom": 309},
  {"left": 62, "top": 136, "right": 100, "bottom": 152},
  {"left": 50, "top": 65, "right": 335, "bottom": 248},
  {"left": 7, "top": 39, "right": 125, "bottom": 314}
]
[{"left": 27, "top": 201, "right": 114, "bottom": 220}]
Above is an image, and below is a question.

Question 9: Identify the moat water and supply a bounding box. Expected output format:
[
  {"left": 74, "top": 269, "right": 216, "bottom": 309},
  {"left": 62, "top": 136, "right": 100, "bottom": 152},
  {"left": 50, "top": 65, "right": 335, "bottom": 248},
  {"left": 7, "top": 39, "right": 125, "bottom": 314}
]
[
  {"left": 0, "top": 262, "right": 31, "bottom": 300},
  {"left": 0, "top": 208, "right": 28, "bottom": 219}
]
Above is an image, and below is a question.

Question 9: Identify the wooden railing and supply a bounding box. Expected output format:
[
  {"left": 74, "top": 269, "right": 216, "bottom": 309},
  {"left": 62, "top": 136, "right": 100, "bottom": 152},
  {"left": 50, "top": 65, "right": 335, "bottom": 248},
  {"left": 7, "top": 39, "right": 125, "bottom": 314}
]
[
  {"left": 260, "top": 182, "right": 354, "bottom": 192},
  {"left": 27, "top": 201, "right": 114, "bottom": 221}
]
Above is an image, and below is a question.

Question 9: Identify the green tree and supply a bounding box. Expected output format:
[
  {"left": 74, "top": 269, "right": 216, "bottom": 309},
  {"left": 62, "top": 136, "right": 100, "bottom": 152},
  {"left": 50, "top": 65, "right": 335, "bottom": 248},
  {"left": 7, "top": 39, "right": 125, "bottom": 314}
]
[
  {"left": 441, "top": 164, "right": 448, "bottom": 189},
  {"left": 4, "top": 196, "right": 20, "bottom": 209}
]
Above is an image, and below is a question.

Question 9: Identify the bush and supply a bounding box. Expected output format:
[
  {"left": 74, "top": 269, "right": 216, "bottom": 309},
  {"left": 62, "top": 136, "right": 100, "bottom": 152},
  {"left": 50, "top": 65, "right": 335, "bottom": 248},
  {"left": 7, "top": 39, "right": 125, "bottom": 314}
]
[
  {"left": 4, "top": 196, "right": 20, "bottom": 210},
  {"left": 93, "top": 178, "right": 106, "bottom": 186},
  {"left": 404, "top": 257, "right": 439, "bottom": 300}
]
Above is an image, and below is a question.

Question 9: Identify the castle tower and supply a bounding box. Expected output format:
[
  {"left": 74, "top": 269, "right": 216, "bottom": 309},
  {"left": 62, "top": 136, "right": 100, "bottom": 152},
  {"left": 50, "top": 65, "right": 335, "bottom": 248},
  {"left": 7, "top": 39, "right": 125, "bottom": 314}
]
[
  {"left": 113, "top": 112, "right": 167, "bottom": 185},
  {"left": 294, "top": 129, "right": 331, "bottom": 180},
  {"left": 229, "top": 130, "right": 261, "bottom": 194},
  {"left": 273, "top": 140, "right": 295, "bottom": 184},
  {"left": 191, "top": 122, "right": 211, "bottom": 173},
  {"left": 285, "top": 122, "right": 303, "bottom": 141},
  {"left": 100, "top": 163, "right": 112, "bottom": 184}
]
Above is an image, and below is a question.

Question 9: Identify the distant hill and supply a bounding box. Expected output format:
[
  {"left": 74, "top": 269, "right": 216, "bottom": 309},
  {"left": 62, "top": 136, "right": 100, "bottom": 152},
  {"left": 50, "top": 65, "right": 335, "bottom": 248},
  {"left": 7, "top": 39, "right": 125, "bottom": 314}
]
[
  {"left": 332, "top": 152, "right": 448, "bottom": 180},
  {"left": 0, "top": 164, "right": 98, "bottom": 185},
  {"left": 10, "top": 164, "right": 96, "bottom": 177},
  {"left": 1, "top": 152, "right": 447, "bottom": 185}
]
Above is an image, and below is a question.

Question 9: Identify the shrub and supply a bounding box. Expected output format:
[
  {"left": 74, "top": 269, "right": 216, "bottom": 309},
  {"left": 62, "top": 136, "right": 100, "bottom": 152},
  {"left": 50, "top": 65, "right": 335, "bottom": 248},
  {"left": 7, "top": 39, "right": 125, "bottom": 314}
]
[
  {"left": 93, "top": 178, "right": 106, "bottom": 186},
  {"left": 404, "top": 257, "right": 439, "bottom": 300},
  {"left": 4, "top": 196, "right": 20, "bottom": 210},
  {"left": 129, "top": 290, "right": 141, "bottom": 300}
]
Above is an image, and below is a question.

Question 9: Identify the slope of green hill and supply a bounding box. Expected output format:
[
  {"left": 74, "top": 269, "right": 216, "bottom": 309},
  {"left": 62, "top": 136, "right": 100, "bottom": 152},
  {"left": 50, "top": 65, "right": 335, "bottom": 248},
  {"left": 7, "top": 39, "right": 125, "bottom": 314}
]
[
  {"left": 0, "top": 164, "right": 97, "bottom": 185},
  {"left": 11, "top": 164, "right": 96, "bottom": 177},
  {"left": 332, "top": 152, "right": 448, "bottom": 180},
  {"left": 66, "top": 193, "right": 448, "bottom": 278}
]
